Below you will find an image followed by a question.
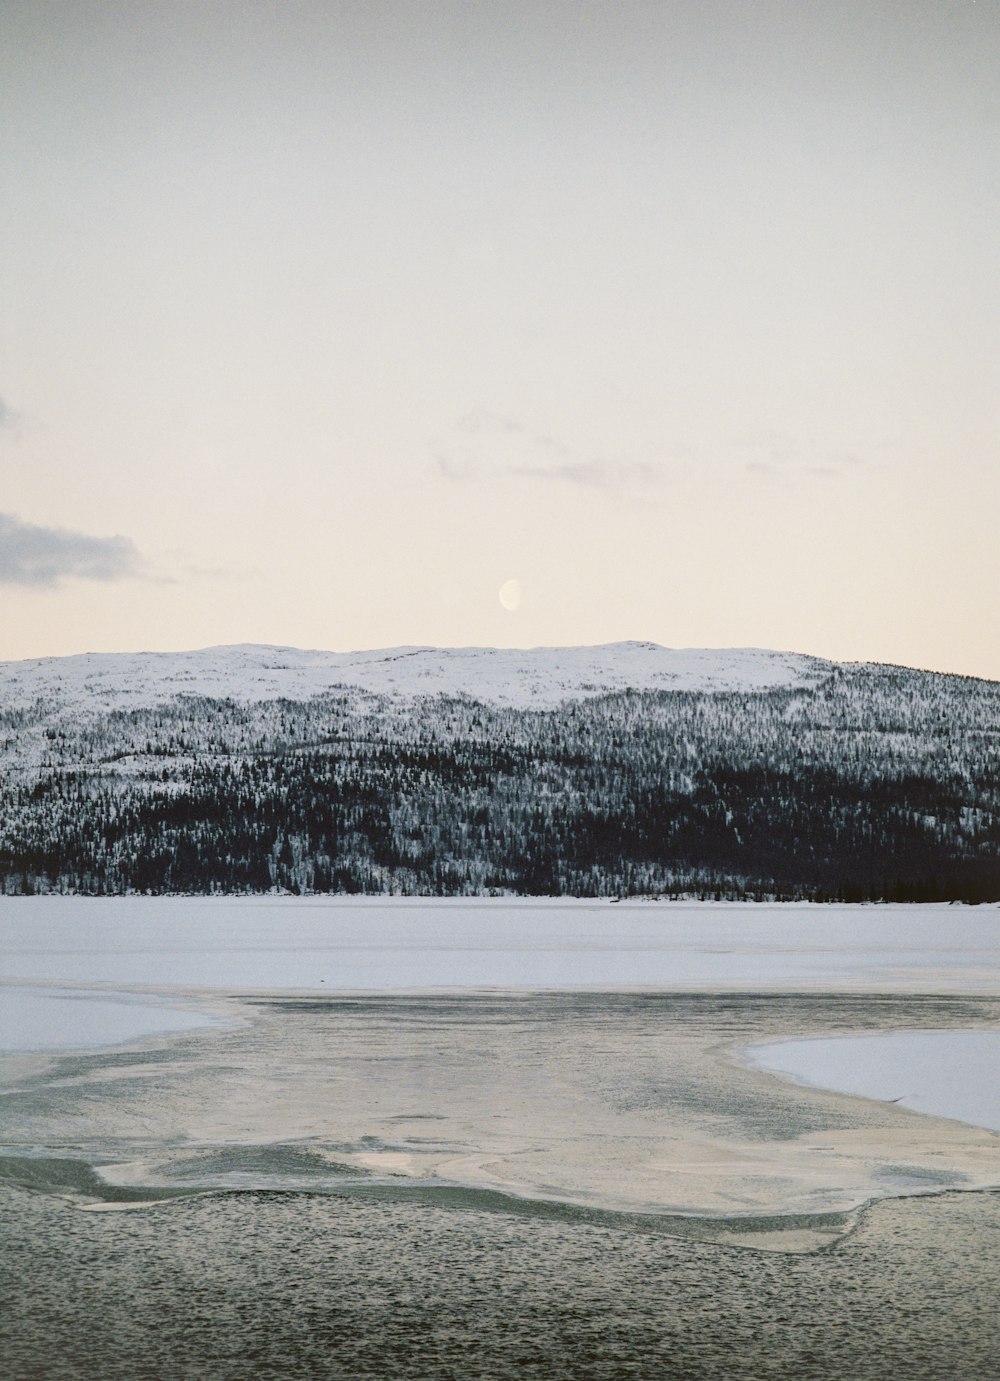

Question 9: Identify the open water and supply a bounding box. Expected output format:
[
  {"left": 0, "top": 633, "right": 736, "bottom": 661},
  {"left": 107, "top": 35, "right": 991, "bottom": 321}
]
[{"left": 3, "top": 898, "right": 1000, "bottom": 1379}]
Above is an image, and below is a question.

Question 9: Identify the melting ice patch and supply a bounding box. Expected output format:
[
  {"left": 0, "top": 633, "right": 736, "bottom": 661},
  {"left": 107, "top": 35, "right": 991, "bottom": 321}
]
[
  {"left": 0, "top": 985, "right": 222, "bottom": 1052},
  {"left": 747, "top": 1029, "right": 1000, "bottom": 1133}
]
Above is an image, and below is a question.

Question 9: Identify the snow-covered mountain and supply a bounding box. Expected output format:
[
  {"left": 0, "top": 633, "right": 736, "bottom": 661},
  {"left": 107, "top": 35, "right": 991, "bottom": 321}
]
[
  {"left": 0, "top": 641, "right": 833, "bottom": 717},
  {"left": 1, "top": 643, "right": 997, "bottom": 902}
]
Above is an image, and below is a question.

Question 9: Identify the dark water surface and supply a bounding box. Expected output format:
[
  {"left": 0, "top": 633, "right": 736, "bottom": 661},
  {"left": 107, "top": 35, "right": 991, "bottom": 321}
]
[{"left": 3, "top": 1182, "right": 1000, "bottom": 1380}]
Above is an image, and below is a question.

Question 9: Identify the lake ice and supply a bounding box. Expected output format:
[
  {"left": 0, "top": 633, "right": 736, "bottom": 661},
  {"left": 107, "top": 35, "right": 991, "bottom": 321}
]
[
  {"left": 3, "top": 896, "right": 1000, "bottom": 997},
  {"left": 2, "top": 896, "right": 1000, "bottom": 1133}
]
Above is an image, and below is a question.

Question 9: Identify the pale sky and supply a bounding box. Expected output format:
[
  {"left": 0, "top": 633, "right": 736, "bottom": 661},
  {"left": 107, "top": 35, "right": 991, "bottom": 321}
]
[{"left": 2, "top": 0, "right": 998, "bottom": 677}]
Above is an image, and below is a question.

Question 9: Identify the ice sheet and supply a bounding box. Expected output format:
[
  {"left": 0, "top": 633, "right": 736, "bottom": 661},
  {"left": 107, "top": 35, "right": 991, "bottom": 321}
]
[
  {"left": 746, "top": 1029, "right": 1000, "bottom": 1132},
  {"left": 0, "top": 985, "right": 223, "bottom": 1051},
  {"left": 1, "top": 896, "right": 999, "bottom": 995}
]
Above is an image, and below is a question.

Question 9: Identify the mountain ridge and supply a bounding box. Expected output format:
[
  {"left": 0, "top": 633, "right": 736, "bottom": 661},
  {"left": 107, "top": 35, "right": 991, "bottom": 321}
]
[{"left": 0, "top": 639, "right": 912, "bottom": 717}]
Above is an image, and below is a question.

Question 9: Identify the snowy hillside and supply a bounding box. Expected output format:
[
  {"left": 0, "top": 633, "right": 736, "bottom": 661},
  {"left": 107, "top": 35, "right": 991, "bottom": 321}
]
[
  {"left": 0, "top": 642, "right": 833, "bottom": 718},
  {"left": 1, "top": 643, "right": 997, "bottom": 902}
]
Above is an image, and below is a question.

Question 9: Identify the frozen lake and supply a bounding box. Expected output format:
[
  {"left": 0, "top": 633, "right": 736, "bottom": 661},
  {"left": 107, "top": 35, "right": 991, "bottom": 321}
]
[
  {"left": 3, "top": 896, "right": 1000, "bottom": 996},
  {"left": 2, "top": 899, "right": 1000, "bottom": 1093}
]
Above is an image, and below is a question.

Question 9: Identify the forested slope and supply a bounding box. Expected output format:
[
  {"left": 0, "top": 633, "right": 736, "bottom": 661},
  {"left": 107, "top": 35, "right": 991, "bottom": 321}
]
[{"left": 1, "top": 649, "right": 998, "bottom": 900}]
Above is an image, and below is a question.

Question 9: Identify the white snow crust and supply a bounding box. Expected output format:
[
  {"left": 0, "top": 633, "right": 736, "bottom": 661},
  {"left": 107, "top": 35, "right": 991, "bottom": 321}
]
[{"left": 0, "top": 641, "right": 833, "bottom": 716}]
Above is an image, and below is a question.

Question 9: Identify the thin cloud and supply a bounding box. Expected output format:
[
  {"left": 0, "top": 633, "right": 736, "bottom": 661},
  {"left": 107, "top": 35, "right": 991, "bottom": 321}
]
[
  {"left": 826, "top": 449, "right": 876, "bottom": 472},
  {"left": 730, "top": 430, "right": 800, "bottom": 465},
  {"left": 735, "top": 436, "right": 874, "bottom": 482},
  {"left": 456, "top": 407, "right": 574, "bottom": 461},
  {"left": 431, "top": 450, "right": 480, "bottom": 483},
  {"left": 511, "top": 459, "right": 661, "bottom": 490},
  {"left": 745, "top": 460, "right": 780, "bottom": 478},
  {"left": 0, "top": 396, "right": 19, "bottom": 432},
  {"left": 0, "top": 512, "right": 142, "bottom": 588},
  {"left": 432, "top": 410, "right": 661, "bottom": 494}
]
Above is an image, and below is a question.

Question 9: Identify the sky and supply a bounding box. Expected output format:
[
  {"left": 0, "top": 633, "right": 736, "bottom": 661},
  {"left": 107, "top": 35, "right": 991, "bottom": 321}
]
[{"left": 1, "top": 0, "right": 998, "bottom": 677}]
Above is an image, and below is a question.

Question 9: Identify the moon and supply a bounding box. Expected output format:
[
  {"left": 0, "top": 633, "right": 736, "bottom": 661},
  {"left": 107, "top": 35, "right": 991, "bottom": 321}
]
[{"left": 498, "top": 578, "right": 521, "bottom": 612}]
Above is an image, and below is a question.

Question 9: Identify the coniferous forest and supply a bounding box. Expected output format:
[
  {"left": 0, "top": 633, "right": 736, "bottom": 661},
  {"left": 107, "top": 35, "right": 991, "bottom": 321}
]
[{"left": 1, "top": 661, "right": 999, "bottom": 901}]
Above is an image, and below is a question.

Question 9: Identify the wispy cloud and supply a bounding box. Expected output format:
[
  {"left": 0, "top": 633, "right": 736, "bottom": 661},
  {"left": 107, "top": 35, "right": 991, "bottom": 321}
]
[
  {"left": 0, "top": 396, "right": 20, "bottom": 433},
  {"left": 432, "top": 413, "right": 876, "bottom": 495},
  {"left": 510, "top": 459, "right": 661, "bottom": 490},
  {"left": 0, "top": 512, "right": 142, "bottom": 588},
  {"left": 431, "top": 409, "right": 662, "bottom": 494},
  {"left": 729, "top": 429, "right": 801, "bottom": 466},
  {"left": 731, "top": 433, "right": 875, "bottom": 482}
]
